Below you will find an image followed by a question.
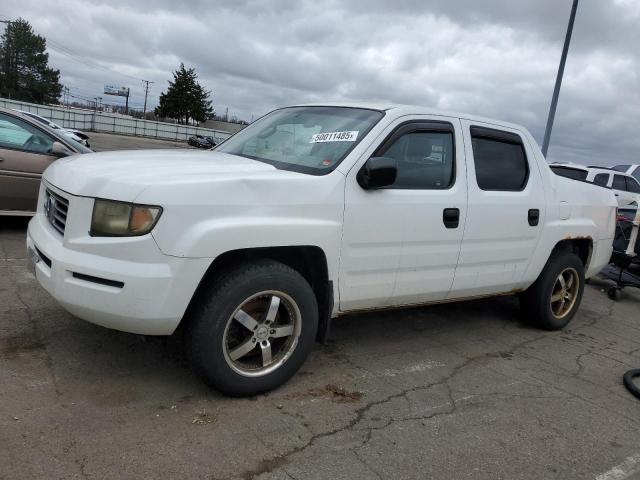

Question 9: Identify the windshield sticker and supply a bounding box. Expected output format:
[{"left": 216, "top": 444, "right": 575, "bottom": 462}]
[{"left": 310, "top": 131, "right": 359, "bottom": 143}]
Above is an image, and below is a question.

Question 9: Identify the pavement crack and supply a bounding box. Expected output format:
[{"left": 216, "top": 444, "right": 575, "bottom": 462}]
[
  {"left": 239, "top": 332, "right": 549, "bottom": 479},
  {"left": 352, "top": 448, "right": 384, "bottom": 480},
  {"left": 14, "top": 287, "right": 62, "bottom": 397}
]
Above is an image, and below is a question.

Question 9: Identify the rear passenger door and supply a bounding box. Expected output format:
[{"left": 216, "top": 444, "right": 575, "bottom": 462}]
[{"left": 451, "top": 121, "right": 545, "bottom": 298}]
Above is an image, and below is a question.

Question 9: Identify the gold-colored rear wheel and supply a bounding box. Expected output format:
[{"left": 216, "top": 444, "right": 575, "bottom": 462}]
[{"left": 550, "top": 267, "right": 580, "bottom": 319}]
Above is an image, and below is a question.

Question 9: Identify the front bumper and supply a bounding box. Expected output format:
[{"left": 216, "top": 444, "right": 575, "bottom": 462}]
[{"left": 27, "top": 187, "right": 211, "bottom": 335}]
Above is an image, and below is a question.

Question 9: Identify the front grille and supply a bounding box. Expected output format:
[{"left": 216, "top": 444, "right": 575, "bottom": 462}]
[{"left": 44, "top": 189, "right": 69, "bottom": 236}]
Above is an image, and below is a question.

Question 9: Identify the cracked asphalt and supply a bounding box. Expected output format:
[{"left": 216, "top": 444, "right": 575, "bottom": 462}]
[{"left": 2, "top": 217, "right": 640, "bottom": 480}]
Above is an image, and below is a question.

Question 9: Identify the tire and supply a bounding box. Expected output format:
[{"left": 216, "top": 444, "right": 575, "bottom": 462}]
[
  {"left": 187, "top": 259, "right": 318, "bottom": 396},
  {"left": 520, "top": 252, "right": 585, "bottom": 330},
  {"left": 623, "top": 369, "right": 640, "bottom": 400}
]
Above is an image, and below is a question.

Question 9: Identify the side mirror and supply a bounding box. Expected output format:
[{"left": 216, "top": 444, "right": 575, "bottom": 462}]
[
  {"left": 51, "top": 141, "right": 72, "bottom": 158},
  {"left": 357, "top": 157, "right": 397, "bottom": 190}
]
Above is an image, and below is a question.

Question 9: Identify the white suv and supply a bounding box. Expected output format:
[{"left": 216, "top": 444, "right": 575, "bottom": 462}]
[
  {"left": 549, "top": 163, "right": 640, "bottom": 207},
  {"left": 586, "top": 166, "right": 640, "bottom": 207}
]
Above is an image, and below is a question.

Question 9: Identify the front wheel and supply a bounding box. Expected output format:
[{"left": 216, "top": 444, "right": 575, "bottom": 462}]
[
  {"left": 520, "top": 252, "right": 585, "bottom": 330},
  {"left": 187, "top": 260, "right": 318, "bottom": 396}
]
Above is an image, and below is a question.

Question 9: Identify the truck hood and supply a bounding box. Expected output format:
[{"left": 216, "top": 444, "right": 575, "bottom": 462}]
[{"left": 43, "top": 149, "right": 278, "bottom": 201}]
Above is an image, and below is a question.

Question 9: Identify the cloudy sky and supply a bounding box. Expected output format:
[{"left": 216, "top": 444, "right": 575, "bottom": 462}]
[{"left": 1, "top": 0, "right": 639, "bottom": 165}]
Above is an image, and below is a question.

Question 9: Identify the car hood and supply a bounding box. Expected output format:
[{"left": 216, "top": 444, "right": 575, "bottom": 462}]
[{"left": 43, "top": 149, "right": 278, "bottom": 201}]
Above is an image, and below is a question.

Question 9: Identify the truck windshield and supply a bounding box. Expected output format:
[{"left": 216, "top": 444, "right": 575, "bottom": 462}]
[{"left": 215, "top": 106, "right": 384, "bottom": 175}]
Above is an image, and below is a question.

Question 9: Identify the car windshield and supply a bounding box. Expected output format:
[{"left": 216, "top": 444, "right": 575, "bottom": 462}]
[
  {"left": 216, "top": 106, "right": 384, "bottom": 174},
  {"left": 17, "top": 112, "right": 92, "bottom": 153},
  {"left": 23, "top": 111, "right": 58, "bottom": 128}
]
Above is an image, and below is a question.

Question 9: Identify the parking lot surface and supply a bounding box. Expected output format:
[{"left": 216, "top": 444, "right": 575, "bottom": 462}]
[
  {"left": 2, "top": 216, "right": 640, "bottom": 480},
  {"left": 88, "top": 131, "right": 196, "bottom": 151}
]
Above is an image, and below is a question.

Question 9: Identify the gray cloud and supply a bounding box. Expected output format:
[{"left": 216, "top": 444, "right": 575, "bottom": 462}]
[{"left": 1, "top": 0, "right": 638, "bottom": 165}]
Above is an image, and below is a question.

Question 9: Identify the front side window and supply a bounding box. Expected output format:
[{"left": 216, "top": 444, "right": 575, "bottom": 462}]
[
  {"left": 613, "top": 175, "right": 627, "bottom": 191},
  {"left": 216, "top": 106, "right": 384, "bottom": 175},
  {"left": 471, "top": 127, "right": 528, "bottom": 191},
  {"left": 592, "top": 173, "right": 609, "bottom": 187},
  {"left": 0, "top": 113, "right": 54, "bottom": 154},
  {"left": 378, "top": 129, "right": 454, "bottom": 189}
]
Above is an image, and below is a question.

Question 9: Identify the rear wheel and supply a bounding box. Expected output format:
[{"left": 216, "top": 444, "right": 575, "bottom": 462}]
[
  {"left": 187, "top": 260, "right": 318, "bottom": 396},
  {"left": 520, "top": 252, "right": 585, "bottom": 330}
]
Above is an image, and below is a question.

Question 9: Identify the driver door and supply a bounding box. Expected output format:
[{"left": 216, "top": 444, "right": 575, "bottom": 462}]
[
  {"left": 339, "top": 117, "right": 467, "bottom": 311},
  {"left": 0, "top": 112, "right": 56, "bottom": 213}
]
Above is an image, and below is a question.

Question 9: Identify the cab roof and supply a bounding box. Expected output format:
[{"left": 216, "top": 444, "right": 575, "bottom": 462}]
[{"left": 294, "top": 101, "right": 527, "bottom": 132}]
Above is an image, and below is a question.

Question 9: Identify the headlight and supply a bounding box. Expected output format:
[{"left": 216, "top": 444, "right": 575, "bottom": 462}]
[{"left": 90, "top": 199, "right": 162, "bottom": 236}]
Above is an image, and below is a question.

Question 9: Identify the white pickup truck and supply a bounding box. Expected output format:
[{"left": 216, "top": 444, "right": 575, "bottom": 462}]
[{"left": 27, "top": 103, "right": 616, "bottom": 396}]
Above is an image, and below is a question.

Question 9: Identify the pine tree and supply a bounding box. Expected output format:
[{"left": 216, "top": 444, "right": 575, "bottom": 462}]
[
  {"left": 155, "top": 63, "right": 213, "bottom": 124},
  {"left": 0, "top": 18, "right": 62, "bottom": 104}
]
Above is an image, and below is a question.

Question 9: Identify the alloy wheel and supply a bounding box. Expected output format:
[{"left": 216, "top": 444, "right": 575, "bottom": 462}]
[
  {"left": 222, "top": 291, "right": 301, "bottom": 377},
  {"left": 550, "top": 267, "right": 580, "bottom": 319}
]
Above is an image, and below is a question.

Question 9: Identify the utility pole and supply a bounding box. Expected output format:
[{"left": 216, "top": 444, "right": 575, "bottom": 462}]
[
  {"left": 125, "top": 88, "right": 130, "bottom": 115},
  {"left": 142, "top": 79, "right": 154, "bottom": 117},
  {"left": 541, "top": 0, "right": 579, "bottom": 158}
]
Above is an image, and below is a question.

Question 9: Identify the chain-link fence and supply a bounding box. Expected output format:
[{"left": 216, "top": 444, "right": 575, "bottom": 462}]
[{"left": 0, "top": 97, "right": 232, "bottom": 144}]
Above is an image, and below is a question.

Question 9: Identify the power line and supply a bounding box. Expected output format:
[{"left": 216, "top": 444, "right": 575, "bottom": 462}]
[{"left": 45, "top": 37, "right": 145, "bottom": 84}]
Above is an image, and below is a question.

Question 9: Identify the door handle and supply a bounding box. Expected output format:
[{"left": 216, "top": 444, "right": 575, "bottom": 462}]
[
  {"left": 443, "top": 208, "right": 460, "bottom": 229},
  {"left": 528, "top": 209, "right": 540, "bottom": 226}
]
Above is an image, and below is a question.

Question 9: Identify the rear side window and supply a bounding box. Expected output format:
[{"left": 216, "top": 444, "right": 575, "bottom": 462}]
[
  {"left": 470, "top": 127, "right": 528, "bottom": 191},
  {"left": 551, "top": 166, "right": 588, "bottom": 181},
  {"left": 613, "top": 175, "right": 627, "bottom": 191},
  {"left": 626, "top": 177, "right": 640, "bottom": 194},
  {"left": 593, "top": 173, "right": 609, "bottom": 187},
  {"left": 632, "top": 169, "right": 640, "bottom": 183}
]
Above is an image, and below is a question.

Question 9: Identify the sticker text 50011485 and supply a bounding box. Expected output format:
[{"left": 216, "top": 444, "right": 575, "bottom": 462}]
[{"left": 310, "top": 131, "right": 359, "bottom": 143}]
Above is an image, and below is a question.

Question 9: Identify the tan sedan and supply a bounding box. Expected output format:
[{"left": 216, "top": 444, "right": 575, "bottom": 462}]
[{"left": 0, "top": 107, "right": 91, "bottom": 215}]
